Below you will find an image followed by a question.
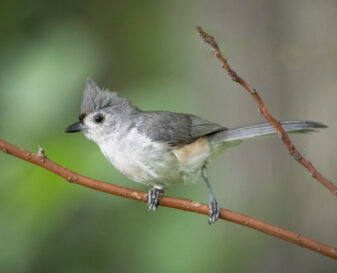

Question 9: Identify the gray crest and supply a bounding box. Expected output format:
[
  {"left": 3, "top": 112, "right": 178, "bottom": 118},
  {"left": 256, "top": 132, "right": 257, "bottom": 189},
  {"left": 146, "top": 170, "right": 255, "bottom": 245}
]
[{"left": 80, "top": 79, "right": 134, "bottom": 115}]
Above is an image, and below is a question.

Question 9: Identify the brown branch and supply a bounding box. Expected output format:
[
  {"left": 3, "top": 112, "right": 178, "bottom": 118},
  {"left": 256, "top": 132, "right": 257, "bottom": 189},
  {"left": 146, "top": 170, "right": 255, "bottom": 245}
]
[
  {"left": 196, "top": 26, "right": 337, "bottom": 197},
  {"left": 1, "top": 138, "right": 336, "bottom": 260}
]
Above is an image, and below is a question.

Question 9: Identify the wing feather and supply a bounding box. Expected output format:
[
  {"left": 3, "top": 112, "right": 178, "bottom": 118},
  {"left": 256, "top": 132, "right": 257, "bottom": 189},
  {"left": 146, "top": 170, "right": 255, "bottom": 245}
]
[{"left": 135, "top": 111, "right": 226, "bottom": 147}]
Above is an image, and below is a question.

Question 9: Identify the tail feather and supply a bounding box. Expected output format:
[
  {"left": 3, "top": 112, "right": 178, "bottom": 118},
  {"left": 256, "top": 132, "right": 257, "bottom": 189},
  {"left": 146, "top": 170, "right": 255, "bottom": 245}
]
[{"left": 210, "top": 121, "right": 327, "bottom": 143}]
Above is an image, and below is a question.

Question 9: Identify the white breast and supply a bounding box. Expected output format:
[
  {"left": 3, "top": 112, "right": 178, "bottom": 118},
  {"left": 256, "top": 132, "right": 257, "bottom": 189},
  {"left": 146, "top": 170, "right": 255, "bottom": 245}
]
[
  {"left": 89, "top": 126, "right": 213, "bottom": 188},
  {"left": 95, "top": 128, "right": 180, "bottom": 186}
]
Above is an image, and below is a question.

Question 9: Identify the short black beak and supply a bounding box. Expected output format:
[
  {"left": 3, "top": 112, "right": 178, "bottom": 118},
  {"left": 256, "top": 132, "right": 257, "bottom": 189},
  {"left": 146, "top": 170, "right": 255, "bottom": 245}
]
[{"left": 64, "top": 121, "right": 85, "bottom": 133}]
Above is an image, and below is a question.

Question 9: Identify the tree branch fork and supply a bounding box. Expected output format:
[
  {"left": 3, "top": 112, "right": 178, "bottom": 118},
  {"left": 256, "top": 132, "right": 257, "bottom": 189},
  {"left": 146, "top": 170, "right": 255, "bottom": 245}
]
[
  {"left": 196, "top": 26, "right": 337, "bottom": 196},
  {"left": 1, "top": 26, "right": 337, "bottom": 260}
]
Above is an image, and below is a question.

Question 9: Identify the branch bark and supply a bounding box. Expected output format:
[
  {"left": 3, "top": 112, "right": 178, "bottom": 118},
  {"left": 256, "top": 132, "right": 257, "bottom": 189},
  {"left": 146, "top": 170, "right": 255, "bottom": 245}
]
[
  {"left": 0, "top": 138, "right": 336, "bottom": 260},
  {"left": 196, "top": 26, "right": 337, "bottom": 197}
]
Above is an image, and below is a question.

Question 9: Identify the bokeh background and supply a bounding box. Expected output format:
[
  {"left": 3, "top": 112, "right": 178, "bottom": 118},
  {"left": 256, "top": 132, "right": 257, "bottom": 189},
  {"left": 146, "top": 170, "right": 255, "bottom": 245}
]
[{"left": 1, "top": 0, "right": 337, "bottom": 272}]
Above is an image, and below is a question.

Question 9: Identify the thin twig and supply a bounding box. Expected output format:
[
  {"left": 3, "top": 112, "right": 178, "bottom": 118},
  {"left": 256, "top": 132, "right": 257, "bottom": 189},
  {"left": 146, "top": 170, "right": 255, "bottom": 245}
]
[
  {"left": 196, "top": 26, "right": 337, "bottom": 196},
  {"left": 0, "top": 138, "right": 336, "bottom": 260}
]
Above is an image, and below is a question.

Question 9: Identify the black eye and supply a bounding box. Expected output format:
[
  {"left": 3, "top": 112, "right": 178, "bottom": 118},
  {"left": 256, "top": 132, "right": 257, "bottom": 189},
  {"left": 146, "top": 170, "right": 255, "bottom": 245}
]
[{"left": 94, "top": 113, "right": 104, "bottom": 123}]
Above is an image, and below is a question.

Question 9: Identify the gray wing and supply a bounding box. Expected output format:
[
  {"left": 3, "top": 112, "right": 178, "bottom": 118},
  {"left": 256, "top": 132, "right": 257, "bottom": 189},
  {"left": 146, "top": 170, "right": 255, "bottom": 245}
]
[
  {"left": 135, "top": 111, "right": 226, "bottom": 147},
  {"left": 189, "top": 115, "right": 227, "bottom": 138}
]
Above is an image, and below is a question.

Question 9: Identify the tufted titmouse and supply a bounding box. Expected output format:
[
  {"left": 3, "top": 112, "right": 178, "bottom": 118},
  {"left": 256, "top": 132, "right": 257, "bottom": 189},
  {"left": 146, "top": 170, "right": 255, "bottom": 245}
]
[{"left": 65, "top": 79, "right": 326, "bottom": 224}]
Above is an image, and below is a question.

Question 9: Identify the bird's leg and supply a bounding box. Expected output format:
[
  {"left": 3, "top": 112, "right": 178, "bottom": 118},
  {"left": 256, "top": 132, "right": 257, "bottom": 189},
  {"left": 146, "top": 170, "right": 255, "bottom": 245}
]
[
  {"left": 147, "top": 185, "right": 164, "bottom": 211},
  {"left": 202, "top": 166, "right": 220, "bottom": 224}
]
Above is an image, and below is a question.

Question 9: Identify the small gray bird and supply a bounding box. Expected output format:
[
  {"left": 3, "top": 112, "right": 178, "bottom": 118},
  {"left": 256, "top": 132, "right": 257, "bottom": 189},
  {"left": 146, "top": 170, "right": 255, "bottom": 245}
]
[{"left": 65, "top": 79, "right": 326, "bottom": 224}]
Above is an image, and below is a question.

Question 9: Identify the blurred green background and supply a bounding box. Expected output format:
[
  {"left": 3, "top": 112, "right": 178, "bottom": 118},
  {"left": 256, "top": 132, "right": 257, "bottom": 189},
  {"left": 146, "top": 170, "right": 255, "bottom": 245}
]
[{"left": 1, "top": 0, "right": 337, "bottom": 272}]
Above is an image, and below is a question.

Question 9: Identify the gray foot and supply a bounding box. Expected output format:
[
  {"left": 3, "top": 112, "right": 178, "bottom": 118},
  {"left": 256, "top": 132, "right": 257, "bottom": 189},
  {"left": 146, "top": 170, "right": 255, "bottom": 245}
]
[
  {"left": 147, "top": 187, "right": 161, "bottom": 211},
  {"left": 202, "top": 166, "right": 220, "bottom": 224},
  {"left": 208, "top": 198, "right": 220, "bottom": 225}
]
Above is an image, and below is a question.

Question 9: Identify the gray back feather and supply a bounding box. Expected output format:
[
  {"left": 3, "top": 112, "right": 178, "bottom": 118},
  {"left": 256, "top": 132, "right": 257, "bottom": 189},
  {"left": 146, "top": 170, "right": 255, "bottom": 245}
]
[{"left": 135, "top": 111, "right": 226, "bottom": 147}]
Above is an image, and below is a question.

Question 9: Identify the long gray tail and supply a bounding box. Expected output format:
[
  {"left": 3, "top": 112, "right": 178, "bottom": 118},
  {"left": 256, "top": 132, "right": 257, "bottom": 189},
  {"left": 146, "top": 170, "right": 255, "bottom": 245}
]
[{"left": 210, "top": 121, "right": 327, "bottom": 143}]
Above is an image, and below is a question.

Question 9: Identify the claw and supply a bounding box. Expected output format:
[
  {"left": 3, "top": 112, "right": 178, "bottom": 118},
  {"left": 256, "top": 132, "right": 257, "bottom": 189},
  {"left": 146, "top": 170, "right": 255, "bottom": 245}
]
[
  {"left": 208, "top": 199, "right": 220, "bottom": 225},
  {"left": 147, "top": 187, "right": 161, "bottom": 211}
]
